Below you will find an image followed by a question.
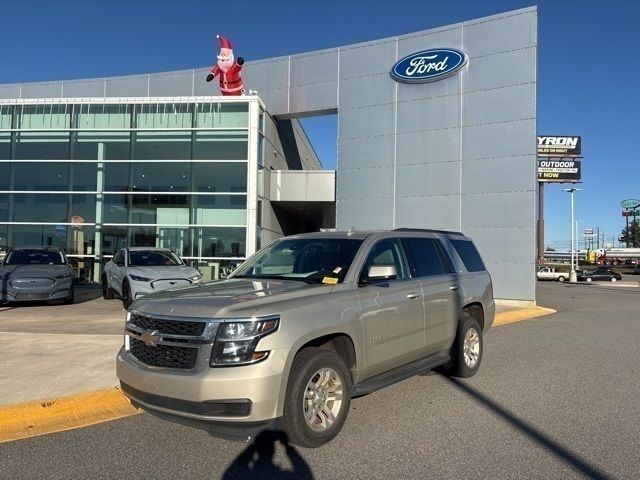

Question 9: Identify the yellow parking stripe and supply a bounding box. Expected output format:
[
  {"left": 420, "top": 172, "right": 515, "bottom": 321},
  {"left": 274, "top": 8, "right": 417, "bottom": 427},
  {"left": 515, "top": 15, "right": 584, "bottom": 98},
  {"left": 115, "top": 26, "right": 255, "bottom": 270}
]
[
  {"left": 0, "top": 387, "right": 139, "bottom": 444},
  {"left": 493, "top": 306, "right": 557, "bottom": 327}
]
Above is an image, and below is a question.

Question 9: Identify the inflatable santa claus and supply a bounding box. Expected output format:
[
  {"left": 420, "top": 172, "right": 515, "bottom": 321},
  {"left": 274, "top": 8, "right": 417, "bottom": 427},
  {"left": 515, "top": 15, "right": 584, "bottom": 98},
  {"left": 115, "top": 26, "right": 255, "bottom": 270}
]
[{"left": 206, "top": 35, "right": 244, "bottom": 96}]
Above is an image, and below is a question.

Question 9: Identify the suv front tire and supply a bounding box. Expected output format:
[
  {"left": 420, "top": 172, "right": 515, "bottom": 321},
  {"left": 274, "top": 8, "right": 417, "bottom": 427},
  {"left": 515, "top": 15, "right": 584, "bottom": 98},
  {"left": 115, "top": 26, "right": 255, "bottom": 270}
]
[{"left": 282, "top": 347, "right": 352, "bottom": 448}]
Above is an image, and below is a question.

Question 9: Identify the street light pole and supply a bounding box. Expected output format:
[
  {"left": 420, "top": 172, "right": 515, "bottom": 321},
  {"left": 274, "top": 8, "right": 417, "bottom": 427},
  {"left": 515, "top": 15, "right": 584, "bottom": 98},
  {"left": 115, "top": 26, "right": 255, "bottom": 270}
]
[{"left": 563, "top": 188, "right": 581, "bottom": 282}]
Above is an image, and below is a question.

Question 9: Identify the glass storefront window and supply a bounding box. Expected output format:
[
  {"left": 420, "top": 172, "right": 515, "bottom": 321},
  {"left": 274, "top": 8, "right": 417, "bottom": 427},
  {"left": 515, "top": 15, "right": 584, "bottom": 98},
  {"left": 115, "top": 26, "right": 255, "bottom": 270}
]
[
  {"left": 6, "top": 224, "right": 94, "bottom": 254},
  {"left": 130, "top": 194, "right": 189, "bottom": 225},
  {"left": 193, "top": 227, "right": 246, "bottom": 258},
  {"left": 104, "top": 163, "right": 130, "bottom": 192},
  {"left": 194, "top": 131, "right": 248, "bottom": 160},
  {"left": 136, "top": 103, "right": 192, "bottom": 129},
  {"left": 134, "top": 131, "right": 191, "bottom": 160},
  {"left": 193, "top": 162, "right": 247, "bottom": 193},
  {"left": 72, "top": 163, "right": 98, "bottom": 191},
  {"left": 0, "top": 224, "right": 7, "bottom": 253},
  {"left": 0, "top": 163, "right": 10, "bottom": 189},
  {"left": 12, "top": 193, "right": 69, "bottom": 222},
  {"left": 102, "top": 225, "right": 127, "bottom": 255},
  {"left": 0, "top": 193, "right": 8, "bottom": 222},
  {"left": 74, "top": 131, "right": 130, "bottom": 160},
  {"left": 131, "top": 162, "right": 190, "bottom": 192},
  {"left": 13, "top": 162, "right": 70, "bottom": 191},
  {"left": 103, "top": 194, "right": 129, "bottom": 223},
  {"left": 192, "top": 195, "right": 246, "bottom": 226},
  {"left": 195, "top": 102, "right": 248, "bottom": 129},
  {"left": 15, "top": 132, "right": 70, "bottom": 160},
  {"left": 69, "top": 194, "right": 97, "bottom": 223}
]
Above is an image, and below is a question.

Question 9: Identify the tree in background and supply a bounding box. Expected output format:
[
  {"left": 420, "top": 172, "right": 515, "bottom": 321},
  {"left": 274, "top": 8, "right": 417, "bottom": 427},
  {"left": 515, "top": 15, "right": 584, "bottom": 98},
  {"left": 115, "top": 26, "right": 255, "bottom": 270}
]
[{"left": 619, "top": 220, "right": 640, "bottom": 248}]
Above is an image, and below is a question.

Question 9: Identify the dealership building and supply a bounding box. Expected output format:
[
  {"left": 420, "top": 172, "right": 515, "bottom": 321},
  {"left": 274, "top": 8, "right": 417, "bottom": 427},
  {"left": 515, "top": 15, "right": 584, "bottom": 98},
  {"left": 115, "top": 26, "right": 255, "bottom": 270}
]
[{"left": 0, "top": 7, "right": 538, "bottom": 301}]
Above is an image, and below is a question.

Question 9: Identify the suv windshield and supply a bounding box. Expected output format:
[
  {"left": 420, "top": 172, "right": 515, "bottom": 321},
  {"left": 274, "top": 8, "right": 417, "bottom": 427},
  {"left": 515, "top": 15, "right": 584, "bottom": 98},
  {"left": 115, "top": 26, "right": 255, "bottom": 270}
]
[
  {"left": 233, "top": 238, "right": 363, "bottom": 284},
  {"left": 128, "top": 250, "right": 182, "bottom": 267},
  {"left": 4, "top": 249, "right": 65, "bottom": 265}
]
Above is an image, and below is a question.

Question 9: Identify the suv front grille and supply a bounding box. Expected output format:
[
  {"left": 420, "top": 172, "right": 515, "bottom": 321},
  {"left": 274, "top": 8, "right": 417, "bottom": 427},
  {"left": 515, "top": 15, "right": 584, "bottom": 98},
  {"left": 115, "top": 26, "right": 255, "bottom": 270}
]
[
  {"left": 129, "top": 337, "right": 199, "bottom": 369},
  {"left": 130, "top": 313, "right": 206, "bottom": 336}
]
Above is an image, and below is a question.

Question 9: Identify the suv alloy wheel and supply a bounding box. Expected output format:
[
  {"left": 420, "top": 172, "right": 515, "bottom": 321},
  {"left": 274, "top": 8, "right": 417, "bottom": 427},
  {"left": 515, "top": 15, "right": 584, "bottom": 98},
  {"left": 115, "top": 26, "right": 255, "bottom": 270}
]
[{"left": 282, "top": 347, "right": 352, "bottom": 448}]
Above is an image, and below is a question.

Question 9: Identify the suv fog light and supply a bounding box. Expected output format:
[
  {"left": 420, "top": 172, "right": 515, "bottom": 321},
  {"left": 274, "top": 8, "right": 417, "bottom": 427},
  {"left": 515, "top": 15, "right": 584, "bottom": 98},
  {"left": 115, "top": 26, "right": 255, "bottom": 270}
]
[{"left": 210, "top": 316, "right": 279, "bottom": 367}]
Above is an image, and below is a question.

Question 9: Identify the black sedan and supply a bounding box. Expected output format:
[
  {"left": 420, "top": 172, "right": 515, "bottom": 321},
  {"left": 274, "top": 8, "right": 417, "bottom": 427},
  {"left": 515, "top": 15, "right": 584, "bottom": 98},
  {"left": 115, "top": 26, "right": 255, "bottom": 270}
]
[{"left": 578, "top": 266, "right": 623, "bottom": 283}]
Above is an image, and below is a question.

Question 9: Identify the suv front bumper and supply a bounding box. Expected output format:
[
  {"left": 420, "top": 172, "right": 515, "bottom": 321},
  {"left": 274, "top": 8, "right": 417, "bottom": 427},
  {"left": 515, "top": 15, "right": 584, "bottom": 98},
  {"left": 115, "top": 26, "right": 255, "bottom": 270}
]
[{"left": 116, "top": 347, "right": 290, "bottom": 435}]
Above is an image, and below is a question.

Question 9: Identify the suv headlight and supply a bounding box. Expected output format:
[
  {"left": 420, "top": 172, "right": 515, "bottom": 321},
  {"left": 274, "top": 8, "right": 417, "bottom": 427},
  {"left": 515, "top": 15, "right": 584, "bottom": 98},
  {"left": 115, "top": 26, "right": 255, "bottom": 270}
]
[
  {"left": 55, "top": 272, "right": 72, "bottom": 279},
  {"left": 189, "top": 274, "right": 202, "bottom": 283},
  {"left": 210, "top": 316, "right": 279, "bottom": 366},
  {"left": 130, "top": 274, "right": 152, "bottom": 282}
]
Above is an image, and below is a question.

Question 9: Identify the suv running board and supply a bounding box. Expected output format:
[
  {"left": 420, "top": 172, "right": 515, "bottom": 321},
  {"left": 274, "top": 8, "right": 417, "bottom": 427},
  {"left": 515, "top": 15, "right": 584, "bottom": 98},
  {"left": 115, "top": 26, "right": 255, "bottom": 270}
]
[{"left": 351, "top": 350, "right": 450, "bottom": 397}]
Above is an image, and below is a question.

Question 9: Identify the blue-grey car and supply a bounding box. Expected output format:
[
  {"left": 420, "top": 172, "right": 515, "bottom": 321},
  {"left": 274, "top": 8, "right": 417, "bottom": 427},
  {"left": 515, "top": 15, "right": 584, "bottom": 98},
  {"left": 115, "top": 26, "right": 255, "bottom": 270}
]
[{"left": 0, "top": 247, "right": 74, "bottom": 304}]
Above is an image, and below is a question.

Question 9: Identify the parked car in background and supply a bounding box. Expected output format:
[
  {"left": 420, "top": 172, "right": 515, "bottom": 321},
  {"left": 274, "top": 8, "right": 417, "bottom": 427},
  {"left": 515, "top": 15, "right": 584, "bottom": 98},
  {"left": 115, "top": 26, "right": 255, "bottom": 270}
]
[
  {"left": 578, "top": 266, "right": 622, "bottom": 282},
  {"left": 117, "top": 229, "right": 495, "bottom": 447},
  {"left": 0, "top": 247, "right": 74, "bottom": 304},
  {"left": 102, "top": 247, "right": 202, "bottom": 308},
  {"left": 536, "top": 266, "right": 568, "bottom": 282}
]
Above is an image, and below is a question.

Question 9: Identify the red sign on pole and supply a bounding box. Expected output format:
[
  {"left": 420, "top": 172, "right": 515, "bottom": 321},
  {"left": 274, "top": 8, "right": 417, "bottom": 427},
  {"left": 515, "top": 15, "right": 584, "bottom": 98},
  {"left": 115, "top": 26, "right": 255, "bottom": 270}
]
[{"left": 622, "top": 211, "right": 632, "bottom": 217}]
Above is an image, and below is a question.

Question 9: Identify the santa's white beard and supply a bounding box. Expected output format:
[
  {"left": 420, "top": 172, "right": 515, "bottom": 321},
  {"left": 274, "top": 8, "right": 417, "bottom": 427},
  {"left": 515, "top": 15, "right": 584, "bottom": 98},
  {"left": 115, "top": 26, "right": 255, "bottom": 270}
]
[{"left": 217, "top": 53, "right": 234, "bottom": 73}]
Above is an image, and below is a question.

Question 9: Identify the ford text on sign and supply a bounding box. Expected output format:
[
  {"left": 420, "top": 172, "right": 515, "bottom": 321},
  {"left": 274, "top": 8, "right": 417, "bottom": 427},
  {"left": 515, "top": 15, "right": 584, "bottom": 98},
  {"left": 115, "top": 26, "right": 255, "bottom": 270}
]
[{"left": 390, "top": 49, "right": 467, "bottom": 84}]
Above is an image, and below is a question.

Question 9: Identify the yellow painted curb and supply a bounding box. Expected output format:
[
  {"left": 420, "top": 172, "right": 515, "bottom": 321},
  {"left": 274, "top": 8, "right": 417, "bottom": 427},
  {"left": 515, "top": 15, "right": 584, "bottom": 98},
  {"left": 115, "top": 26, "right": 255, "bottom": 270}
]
[
  {"left": 493, "top": 306, "right": 557, "bottom": 327},
  {"left": 0, "top": 387, "right": 140, "bottom": 444}
]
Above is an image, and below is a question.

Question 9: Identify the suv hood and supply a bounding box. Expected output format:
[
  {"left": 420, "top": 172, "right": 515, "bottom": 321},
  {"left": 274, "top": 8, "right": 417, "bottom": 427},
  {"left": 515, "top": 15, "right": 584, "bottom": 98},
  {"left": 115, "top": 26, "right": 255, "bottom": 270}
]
[
  {"left": 130, "top": 277, "right": 329, "bottom": 319},
  {"left": 0, "top": 264, "right": 71, "bottom": 279}
]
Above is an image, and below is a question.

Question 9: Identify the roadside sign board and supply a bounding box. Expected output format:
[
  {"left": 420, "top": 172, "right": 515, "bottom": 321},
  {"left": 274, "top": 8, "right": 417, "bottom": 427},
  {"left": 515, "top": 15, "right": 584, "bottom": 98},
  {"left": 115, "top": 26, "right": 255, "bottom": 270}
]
[
  {"left": 538, "top": 136, "right": 581, "bottom": 156},
  {"left": 537, "top": 159, "right": 581, "bottom": 183},
  {"left": 584, "top": 228, "right": 594, "bottom": 235},
  {"left": 623, "top": 209, "right": 640, "bottom": 217},
  {"left": 622, "top": 211, "right": 632, "bottom": 217},
  {"left": 620, "top": 199, "right": 640, "bottom": 209}
]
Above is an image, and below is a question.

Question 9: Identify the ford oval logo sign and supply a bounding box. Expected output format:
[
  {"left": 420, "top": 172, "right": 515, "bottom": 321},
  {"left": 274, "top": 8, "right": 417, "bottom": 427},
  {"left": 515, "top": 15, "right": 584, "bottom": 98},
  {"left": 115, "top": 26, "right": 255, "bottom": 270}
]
[{"left": 391, "top": 48, "right": 467, "bottom": 84}]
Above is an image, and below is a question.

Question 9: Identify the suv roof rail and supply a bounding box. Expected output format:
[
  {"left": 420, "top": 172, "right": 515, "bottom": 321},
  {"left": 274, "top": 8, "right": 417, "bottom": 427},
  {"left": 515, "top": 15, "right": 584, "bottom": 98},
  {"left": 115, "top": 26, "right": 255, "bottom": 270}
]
[{"left": 392, "top": 228, "right": 465, "bottom": 236}]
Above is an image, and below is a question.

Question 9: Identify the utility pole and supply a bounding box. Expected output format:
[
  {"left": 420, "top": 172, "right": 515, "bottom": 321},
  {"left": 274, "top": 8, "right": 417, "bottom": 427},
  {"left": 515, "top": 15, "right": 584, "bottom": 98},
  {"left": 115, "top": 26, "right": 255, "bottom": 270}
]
[{"left": 563, "top": 188, "right": 581, "bottom": 282}]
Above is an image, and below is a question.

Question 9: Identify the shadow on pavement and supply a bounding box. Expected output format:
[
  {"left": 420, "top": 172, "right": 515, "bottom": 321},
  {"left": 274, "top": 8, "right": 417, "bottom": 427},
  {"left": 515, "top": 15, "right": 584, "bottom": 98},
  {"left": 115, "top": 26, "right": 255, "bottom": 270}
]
[
  {"left": 445, "top": 376, "right": 612, "bottom": 480},
  {"left": 221, "top": 431, "right": 313, "bottom": 480}
]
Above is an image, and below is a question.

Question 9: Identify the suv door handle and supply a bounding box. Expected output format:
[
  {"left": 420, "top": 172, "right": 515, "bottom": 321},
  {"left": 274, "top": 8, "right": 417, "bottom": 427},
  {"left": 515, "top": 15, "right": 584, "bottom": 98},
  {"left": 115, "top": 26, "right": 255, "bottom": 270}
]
[
  {"left": 449, "top": 285, "right": 459, "bottom": 291},
  {"left": 406, "top": 293, "right": 421, "bottom": 299}
]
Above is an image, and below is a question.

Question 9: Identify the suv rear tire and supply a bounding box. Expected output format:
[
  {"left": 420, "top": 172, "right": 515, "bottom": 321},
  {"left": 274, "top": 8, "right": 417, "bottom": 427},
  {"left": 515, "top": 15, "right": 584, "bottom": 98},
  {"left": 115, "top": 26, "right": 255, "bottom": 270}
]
[
  {"left": 441, "top": 311, "right": 483, "bottom": 378},
  {"left": 282, "top": 347, "right": 352, "bottom": 448}
]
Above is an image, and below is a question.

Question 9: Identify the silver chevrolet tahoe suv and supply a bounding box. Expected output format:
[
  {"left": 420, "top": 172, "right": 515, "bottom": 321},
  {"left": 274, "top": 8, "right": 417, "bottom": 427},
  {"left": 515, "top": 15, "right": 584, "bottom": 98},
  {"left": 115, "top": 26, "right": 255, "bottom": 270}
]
[{"left": 116, "top": 229, "right": 494, "bottom": 448}]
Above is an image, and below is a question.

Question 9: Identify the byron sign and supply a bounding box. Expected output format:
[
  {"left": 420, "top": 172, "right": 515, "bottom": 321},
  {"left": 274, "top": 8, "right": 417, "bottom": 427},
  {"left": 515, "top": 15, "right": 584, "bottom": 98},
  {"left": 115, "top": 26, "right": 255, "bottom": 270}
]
[
  {"left": 390, "top": 48, "right": 467, "bottom": 83},
  {"left": 537, "top": 136, "right": 581, "bottom": 156}
]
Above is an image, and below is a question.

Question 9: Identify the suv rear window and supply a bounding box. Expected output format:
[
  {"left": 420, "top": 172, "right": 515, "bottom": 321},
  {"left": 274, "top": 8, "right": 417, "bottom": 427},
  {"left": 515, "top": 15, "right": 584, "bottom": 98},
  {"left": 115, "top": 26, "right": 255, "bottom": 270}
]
[
  {"left": 402, "top": 237, "right": 452, "bottom": 278},
  {"left": 450, "top": 239, "right": 485, "bottom": 272}
]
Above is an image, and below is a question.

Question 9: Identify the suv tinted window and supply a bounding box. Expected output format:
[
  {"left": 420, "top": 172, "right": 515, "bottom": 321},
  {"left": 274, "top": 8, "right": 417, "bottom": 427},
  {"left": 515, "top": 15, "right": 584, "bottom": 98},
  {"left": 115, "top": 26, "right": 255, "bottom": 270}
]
[
  {"left": 450, "top": 239, "right": 485, "bottom": 272},
  {"left": 403, "top": 237, "right": 451, "bottom": 278},
  {"left": 361, "top": 239, "right": 409, "bottom": 281}
]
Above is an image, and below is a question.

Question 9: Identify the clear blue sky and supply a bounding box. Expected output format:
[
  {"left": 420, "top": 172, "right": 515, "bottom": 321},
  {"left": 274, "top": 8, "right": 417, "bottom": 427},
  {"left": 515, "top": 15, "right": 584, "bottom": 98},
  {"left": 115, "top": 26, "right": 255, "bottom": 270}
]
[{"left": 1, "top": 0, "right": 638, "bottom": 249}]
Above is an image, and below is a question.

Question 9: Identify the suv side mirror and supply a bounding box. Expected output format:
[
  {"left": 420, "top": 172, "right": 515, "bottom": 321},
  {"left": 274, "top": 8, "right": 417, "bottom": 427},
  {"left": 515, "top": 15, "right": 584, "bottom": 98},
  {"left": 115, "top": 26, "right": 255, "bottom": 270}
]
[{"left": 366, "top": 264, "right": 398, "bottom": 282}]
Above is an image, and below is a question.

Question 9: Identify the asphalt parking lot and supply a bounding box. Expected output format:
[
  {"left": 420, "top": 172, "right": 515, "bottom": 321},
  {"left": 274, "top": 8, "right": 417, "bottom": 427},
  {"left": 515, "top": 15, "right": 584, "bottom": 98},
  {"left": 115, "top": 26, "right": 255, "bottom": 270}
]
[{"left": 1, "top": 280, "right": 638, "bottom": 479}]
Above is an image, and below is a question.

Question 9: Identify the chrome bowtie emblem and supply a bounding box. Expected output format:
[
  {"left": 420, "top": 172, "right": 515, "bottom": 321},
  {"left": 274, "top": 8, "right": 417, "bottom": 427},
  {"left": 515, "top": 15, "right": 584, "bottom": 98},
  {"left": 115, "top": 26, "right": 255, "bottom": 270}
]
[{"left": 140, "top": 330, "right": 161, "bottom": 347}]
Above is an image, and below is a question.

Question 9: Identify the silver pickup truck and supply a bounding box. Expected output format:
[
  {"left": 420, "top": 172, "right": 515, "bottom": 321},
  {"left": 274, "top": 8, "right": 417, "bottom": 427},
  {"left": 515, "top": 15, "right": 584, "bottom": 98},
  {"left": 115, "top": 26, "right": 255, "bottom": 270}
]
[{"left": 116, "top": 229, "right": 495, "bottom": 447}]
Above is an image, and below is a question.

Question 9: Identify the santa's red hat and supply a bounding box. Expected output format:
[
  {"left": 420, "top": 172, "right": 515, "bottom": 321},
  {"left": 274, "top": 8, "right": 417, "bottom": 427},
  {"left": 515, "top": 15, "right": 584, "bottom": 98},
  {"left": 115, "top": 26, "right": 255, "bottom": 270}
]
[{"left": 217, "top": 35, "right": 233, "bottom": 50}]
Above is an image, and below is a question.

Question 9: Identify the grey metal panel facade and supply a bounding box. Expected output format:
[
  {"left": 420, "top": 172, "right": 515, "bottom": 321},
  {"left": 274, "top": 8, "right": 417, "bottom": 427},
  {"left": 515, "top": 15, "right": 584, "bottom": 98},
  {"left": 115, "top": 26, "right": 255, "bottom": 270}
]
[{"left": 0, "top": 6, "right": 538, "bottom": 300}]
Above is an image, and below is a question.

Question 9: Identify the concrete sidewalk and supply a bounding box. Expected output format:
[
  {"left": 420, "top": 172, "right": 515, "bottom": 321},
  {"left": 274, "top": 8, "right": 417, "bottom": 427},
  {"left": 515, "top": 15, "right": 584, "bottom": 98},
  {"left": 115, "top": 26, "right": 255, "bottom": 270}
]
[{"left": 0, "top": 292, "right": 124, "bottom": 406}]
